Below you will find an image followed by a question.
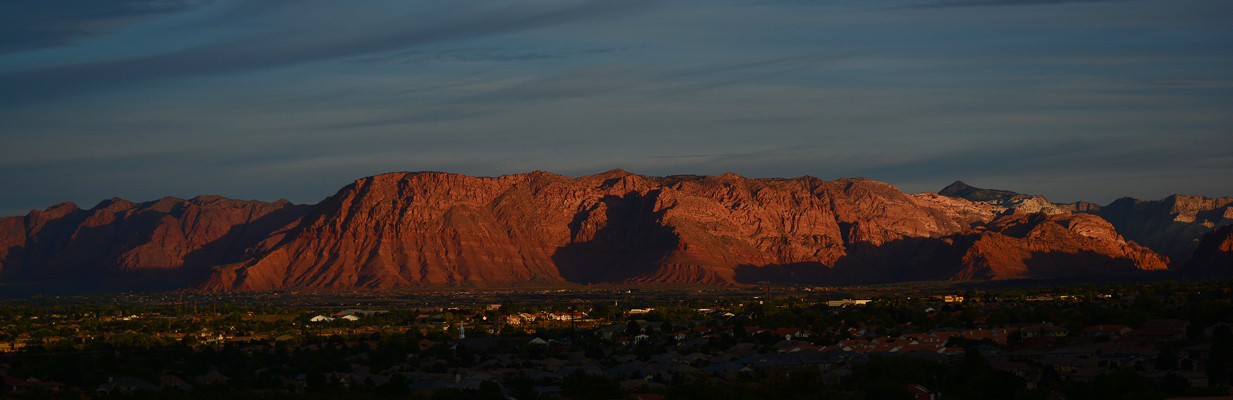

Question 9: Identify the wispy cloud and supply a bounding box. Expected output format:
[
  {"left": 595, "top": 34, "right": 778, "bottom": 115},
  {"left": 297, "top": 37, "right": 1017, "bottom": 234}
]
[
  {"left": 352, "top": 46, "right": 566, "bottom": 65},
  {"left": 0, "top": 0, "right": 209, "bottom": 54},
  {"left": 0, "top": 0, "right": 660, "bottom": 105},
  {"left": 900, "top": 0, "right": 1128, "bottom": 9}
]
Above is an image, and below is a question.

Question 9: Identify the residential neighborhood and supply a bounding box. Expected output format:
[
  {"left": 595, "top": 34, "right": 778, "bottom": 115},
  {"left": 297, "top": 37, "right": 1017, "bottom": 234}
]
[{"left": 0, "top": 280, "right": 1232, "bottom": 399}]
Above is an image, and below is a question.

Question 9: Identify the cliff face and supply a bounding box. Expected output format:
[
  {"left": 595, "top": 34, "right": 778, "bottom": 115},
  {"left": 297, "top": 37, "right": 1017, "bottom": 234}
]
[
  {"left": 0, "top": 196, "right": 312, "bottom": 292},
  {"left": 190, "top": 171, "right": 1165, "bottom": 292},
  {"left": 1078, "top": 196, "right": 1233, "bottom": 265},
  {"left": 1181, "top": 225, "right": 1233, "bottom": 274},
  {"left": 939, "top": 181, "right": 1233, "bottom": 266}
]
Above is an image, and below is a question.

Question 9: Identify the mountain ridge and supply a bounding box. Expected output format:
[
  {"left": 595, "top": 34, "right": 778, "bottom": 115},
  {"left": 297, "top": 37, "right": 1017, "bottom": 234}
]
[{"left": 0, "top": 172, "right": 1225, "bottom": 294}]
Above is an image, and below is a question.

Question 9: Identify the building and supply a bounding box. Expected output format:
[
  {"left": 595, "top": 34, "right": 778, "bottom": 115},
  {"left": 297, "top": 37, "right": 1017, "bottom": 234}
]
[{"left": 827, "top": 299, "right": 871, "bottom": 307}]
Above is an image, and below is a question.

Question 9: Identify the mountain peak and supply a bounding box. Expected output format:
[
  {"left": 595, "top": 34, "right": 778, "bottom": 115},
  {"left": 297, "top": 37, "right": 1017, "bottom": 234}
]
[
  {"left": 938, "top": 181, "right": 1021, "bottom": 202},
  {"left": 939, "top": 180, "right": 972, "bottom": 196}
]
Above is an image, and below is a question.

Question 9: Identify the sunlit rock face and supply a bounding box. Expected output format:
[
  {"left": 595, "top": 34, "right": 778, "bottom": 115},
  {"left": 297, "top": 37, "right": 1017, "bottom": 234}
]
[
  {"left": 0, "top": 171, "right": 1189, "bottom": 294},
  {"left": 186, "top": 170, "right": 1167, "bottom": 292}
]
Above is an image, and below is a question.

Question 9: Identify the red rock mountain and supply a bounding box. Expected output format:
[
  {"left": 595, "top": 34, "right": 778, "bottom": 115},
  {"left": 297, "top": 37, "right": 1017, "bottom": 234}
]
[
  {"left": 186, "top": 170, "right": 1168, "bottom": 292},
  {"left": 0, "top": 196, "right": 311, "bottom": 293},
  {"left": 0, "top": 171, "right": 1189, "bottom": 293}
]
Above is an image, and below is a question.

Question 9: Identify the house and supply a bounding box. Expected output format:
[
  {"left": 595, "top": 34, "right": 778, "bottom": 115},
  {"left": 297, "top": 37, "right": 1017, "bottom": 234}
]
[
  {"left": 906, "top": 384, "right": 939, "bottom": 400},
  {"left": 989, "top": 361, "right": 1031, "bottom": 378},
  {"left": 1127, "top": 327, "right": 1184, "bottom": 342},
  {"left": 827, "top": 299, "right": 871, "bottom": 307},
  {"left": 98, "top": 377, "right": 162, "bottom": 395},
  {"left": 1179, "top": 343, "right": 1212, "bottom": 360},
  {"left": 159, "top": 375, "right": 193, "bottom": 391},
  {"left": 772, "top": 327, "right": 811, "bottom": 340},
  {"left": 1142, "top": 319, "right": 1190, "bottom": 337},
  {"left": 1020, "top": 324, "right": 1069, "bottom": 338},
  {"left": 1079, "top": 325, "right": 1131, "bottom": 337},
  {"left": 5, "top": 377, "right": 65, "bottom": 395},
  {"left": 1003, "top": 349, "right": 1046, "bottom": 361},
  {"left": 332, "top": 309, "right": 389, "bottom": 317},
  {"left": 194, "top": 371, "right": 229, "bottom": 385},
  {"left": 309, "top": 315, "right": 334, "bottom": 322},
  {"left": 547, "top": 311, "right": 587, "bottom": 321},
  {"left": 1046, "top": 347, "right": 1094, "bottom": 359},
  {"left": 453, "top": 336, "right": 549, "bottom": 352},
  {"left": 1039, "top": 357, "right": 1090, "bottom": 376}
]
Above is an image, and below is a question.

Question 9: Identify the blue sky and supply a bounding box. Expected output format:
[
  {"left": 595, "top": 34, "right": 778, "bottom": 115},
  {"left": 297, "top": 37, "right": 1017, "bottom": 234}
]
[{"left": 1, "top": 0, "right": 1230, "bottom": 216}]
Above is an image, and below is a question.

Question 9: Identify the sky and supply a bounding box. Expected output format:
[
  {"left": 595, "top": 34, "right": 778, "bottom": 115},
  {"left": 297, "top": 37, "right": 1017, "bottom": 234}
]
[{"left": 1, "top": 0, "right": 1231, "bottom": 217}]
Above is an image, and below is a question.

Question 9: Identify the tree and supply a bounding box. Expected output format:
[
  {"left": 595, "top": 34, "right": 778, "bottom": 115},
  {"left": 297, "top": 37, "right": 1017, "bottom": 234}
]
[
  {"left": 1210, "top": 325, "right": 1233, "bottom": 384},
  {"left": 626, "top": 320, "right": 642, "bottom": 338},
  {"left": 1156, "top": 348, "right": 1178, "bottom": 371},
  {"left": 479, "top": 380, "right": 505, "bottom": 400}
]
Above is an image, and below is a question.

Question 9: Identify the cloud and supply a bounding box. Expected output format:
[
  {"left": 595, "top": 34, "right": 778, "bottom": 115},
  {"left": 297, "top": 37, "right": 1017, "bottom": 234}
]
[
  {"left": 300, "top": 52, "right": 843, "bottom": 132},
  {"left": 901, "top": 0, "right": 1128, "bottom": 9},
  {"left": 0, "top": 0, "right": 659, "bottom": 105},
  {"left": 0, "top": 0, "right": 209, "bottom": 54},
  {"left": 352, "top": 46, "right": 566, "bottom": 65}
]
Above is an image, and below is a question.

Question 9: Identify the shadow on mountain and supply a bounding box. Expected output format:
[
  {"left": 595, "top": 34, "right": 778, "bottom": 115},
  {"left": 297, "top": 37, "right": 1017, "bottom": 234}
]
[
  {"left": 732, "top": 236, "right": 958, "bottom": 285},
  {"left": 181, "top": 204, "right": 313, "bottom": 270},
  {"left": 1020, "top": 249, "right": 1162, "bottom": 278},
  {"left": 552, "top": 190, "right": 679, "bottom": 284},
  {"left": 0, "top": 200, "right": 312, "bottom": 295},
  {"left": 731, "top": 236, "right": 1169, "bottom": 286}
]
